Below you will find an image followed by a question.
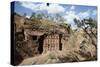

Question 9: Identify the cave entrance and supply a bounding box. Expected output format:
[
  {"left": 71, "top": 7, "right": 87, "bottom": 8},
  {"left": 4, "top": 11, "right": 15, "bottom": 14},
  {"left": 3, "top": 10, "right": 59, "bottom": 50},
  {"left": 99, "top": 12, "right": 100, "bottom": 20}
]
[
  {"left": 32, "top": 35, "right": 44, "bottom": 54},
  {"left": 38, "top": 35, "right": 44, "bottom": 54},
  {"left": 59, "top": 34, "right": 62, "bottom": 50}
]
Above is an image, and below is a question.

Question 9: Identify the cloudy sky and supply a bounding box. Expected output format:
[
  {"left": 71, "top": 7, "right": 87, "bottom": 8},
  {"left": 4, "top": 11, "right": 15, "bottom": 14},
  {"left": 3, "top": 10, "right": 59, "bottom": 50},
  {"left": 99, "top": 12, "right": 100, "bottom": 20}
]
[{"left": 14, "top": 1, "right": 97, "bottom": 29}]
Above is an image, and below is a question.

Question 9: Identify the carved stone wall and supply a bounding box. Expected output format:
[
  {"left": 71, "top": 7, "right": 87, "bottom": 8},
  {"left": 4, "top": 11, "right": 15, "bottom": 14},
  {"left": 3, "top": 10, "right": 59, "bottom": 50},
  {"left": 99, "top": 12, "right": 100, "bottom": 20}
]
[
  {"left": 24, "top": 29, "right": 63, "bottom": 55},
  {"left": 43, "top": 34, "right": 61, "bottom": 53}
]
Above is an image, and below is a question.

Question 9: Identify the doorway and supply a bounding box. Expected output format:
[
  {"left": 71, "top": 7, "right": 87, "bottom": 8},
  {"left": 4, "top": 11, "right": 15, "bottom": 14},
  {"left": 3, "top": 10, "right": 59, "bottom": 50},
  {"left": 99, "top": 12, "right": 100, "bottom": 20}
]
[
  {"left": 38, "top": 35, "right": 44, "bottom": 54},
  {"left": 59, "top": 34, "right": 62, "bottom": 50}
]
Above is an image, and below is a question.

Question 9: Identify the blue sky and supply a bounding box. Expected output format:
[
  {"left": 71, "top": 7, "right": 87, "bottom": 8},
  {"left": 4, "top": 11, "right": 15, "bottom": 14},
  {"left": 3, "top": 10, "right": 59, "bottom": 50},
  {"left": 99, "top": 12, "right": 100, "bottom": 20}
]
[{"left": 14, "top": 1, "right": 97, "bottom": 29}]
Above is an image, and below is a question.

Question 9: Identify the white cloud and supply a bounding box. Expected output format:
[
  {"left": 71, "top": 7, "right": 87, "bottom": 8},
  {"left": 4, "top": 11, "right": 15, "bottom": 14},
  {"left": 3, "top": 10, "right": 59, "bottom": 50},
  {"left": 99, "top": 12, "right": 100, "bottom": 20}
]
[
  {"left": 64, "top": 11, "right": 80, "bottom": 23},
  {"left": 39, "top": 3, "right": 47, "bottom": 11},
  {"left": 63, "top": 11, "right": 80, "bottom": 29},
  {"left": 26, "top": 15, "right": 30, "bottom": 18},
  {"left": 20, "top": 2, "right": 65, "bottom": 14},
  {"left": 20, "top": 2, "right": 40, "bottom": 11},
  {"left": 92, "top": 10, "right": 97, "bottom": 16},
  {"left": 64, "top": 10, "right": 91, "bottom": 25},
  {"left": 63, "top": 9, "right": 94, "bottom": 29},
  {"left": 47, "top": 4, "right": 65, "bottom": 14},
  {"left": 78, "top": 10, "right": 90, "bottom": 19},
  {"left": 70, "top": 6, "right": 75, "bottom": 10}
]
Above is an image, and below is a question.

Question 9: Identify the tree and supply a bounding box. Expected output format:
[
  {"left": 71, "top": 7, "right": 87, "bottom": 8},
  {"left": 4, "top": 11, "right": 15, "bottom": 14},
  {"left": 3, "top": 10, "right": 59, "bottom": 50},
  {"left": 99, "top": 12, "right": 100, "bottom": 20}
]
[
  {"left": 30, "top": 12, "right": 36, "bottom": 19},
  {"left": 23, "top": 13, "right": 26, "bottom": 17},
  {"left": 74, "top": 17, "right": 97, "bottom": 48},
  {"left": 55, "top": 14, "right": 65, "bottom": 23},
  {"left": 74, "top": 18, "right": 82, "bottom": 28},
  {"left": 30, "top": 12, "right": 47, "bottom": 20},
  {"left": 74, "top": 18, "right": 97, "bottom": 33}
]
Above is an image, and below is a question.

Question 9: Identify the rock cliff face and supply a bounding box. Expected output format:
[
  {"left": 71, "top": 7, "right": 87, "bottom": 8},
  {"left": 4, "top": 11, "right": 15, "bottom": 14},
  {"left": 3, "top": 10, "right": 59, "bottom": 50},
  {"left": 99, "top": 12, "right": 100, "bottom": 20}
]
[
  {"left": 13, "top": 14, "right": 97, "bottom": 65},
  {"left": 14, "top": 14, "right": 71, "bottom": 65},
  {"left": 19, "top": 28, "right": 97, "bottom": 65}
]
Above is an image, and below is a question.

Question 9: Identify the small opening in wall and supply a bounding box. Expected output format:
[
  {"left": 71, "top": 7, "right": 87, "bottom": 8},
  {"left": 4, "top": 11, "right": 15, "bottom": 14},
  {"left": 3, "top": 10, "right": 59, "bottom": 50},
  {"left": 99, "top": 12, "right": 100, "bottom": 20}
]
[
  {"left": 59, "top": 43, "right": 62, "bottom": 50},
  {"left": 32, "top": 36, "right": 37, "bottom": 40}
]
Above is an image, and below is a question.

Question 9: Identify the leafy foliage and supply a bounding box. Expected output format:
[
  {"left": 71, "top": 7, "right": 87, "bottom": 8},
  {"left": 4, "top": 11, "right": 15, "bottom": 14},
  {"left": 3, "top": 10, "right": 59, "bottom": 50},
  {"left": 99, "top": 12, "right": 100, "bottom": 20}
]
[{"left": 74, "top": 17, "right": 97, "bottom": 29}]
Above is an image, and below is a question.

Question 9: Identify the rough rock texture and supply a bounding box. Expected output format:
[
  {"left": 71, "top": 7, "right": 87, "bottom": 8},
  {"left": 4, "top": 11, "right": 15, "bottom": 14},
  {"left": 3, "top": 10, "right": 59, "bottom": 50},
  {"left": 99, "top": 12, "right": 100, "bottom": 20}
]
[{"left": 13, "top": 14, "right": 97, "bottom": 65}]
